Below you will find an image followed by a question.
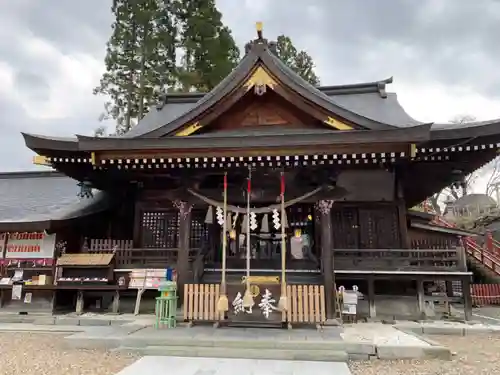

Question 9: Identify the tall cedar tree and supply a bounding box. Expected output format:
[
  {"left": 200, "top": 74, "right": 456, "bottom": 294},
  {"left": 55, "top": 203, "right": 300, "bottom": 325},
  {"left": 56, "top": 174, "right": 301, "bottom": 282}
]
[
  {"left": 174, "top": 0, "right": 240, "bottom": 92},
  {"left": 94, "top": 0, "right": 177, "bottom": 135},
  {"left": 275, "top": 35, "right": 320, "bottom": 86}
]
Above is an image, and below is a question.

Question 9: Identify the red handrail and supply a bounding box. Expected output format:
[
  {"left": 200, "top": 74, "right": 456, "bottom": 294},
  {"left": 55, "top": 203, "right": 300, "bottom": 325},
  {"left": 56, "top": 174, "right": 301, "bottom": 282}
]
[{"left": 426, "top": 209, "right": 500, "bottom": 276}]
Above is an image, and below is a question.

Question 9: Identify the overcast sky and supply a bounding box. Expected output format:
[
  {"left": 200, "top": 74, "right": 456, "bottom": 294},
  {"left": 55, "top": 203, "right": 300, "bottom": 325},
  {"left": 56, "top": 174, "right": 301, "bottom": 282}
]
[{"left": 1, "top": 0, "right": 500, "bottom": 192}]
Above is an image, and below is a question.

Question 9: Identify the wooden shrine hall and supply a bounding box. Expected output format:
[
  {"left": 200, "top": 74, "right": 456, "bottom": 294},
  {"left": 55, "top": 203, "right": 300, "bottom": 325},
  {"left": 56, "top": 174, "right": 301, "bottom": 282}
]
[{"left": 6, "top": 24, "right": 500, "bottom": 325}]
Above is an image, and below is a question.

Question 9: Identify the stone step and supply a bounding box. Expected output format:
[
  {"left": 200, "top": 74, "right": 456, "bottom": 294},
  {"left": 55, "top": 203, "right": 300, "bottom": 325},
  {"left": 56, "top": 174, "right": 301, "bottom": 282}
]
[
  {"left": 72, "top": 335, "right": 375, "bottom": 357},
  {"left": 115, "top": 345, "right": 349, "bottom": 362}
]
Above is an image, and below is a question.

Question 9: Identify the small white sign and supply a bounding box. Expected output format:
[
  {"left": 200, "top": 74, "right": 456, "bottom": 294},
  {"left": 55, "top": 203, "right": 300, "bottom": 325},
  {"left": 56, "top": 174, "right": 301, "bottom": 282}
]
[
  {"left": 24, "top": 292, "right": 32, "bottom": 304},
  {"left": 343, "top": 304, "right": 357, "bottom": 315},
  {"left": 342, "top": 290, "right": 358, "bottom": 305},
  {"left": 11, "top": 285, "right": 22, "bottom": 300}
]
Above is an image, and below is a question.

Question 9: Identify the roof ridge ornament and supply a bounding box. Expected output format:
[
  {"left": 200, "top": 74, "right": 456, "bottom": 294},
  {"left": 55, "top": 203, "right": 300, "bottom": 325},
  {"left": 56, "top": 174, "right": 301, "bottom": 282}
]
[
  {"left": 256, "top": 22, "right": 263, "bottom": 39},
  {"left": 244, "top": 22, "right": 270, "bottom": 55}
]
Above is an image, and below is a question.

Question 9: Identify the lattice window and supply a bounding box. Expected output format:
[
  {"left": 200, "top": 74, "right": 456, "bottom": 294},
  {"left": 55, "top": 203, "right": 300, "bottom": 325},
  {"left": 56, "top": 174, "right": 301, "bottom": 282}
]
[
  {"left": 190, "top": 210, "right": 209, "bottom": 249},
  {"left": 141, "top": 211, "right": 179, "bottom": 248}
]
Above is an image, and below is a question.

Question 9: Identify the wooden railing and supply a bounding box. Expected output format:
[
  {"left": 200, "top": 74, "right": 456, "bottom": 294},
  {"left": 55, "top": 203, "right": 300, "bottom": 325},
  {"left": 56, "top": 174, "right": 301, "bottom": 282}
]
[
  {"left": 430, "top": 215, "right": 500, "bottom": 277},
  {"left": 463, "top": 241, "right": 500, "bottom": 275},
  {"left": 84, "top": 239, "right": 198, "bottom": 269},
  {"left": 334, "top": 248, "right": 466, "bottom": 272}
]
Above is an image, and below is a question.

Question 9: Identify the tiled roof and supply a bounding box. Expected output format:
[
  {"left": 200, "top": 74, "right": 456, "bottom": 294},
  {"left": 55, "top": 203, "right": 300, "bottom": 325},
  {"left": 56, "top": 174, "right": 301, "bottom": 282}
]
[{"left": 0, "top": 171, "right": 108, "bottom": 231}]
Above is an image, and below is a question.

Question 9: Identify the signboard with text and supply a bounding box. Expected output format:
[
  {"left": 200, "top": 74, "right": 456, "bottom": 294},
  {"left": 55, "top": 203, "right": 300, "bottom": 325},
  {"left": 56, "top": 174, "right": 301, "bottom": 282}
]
[
  {"left": 1, "top": 232, "right": 56, "bottom": 259},
  {"left": 227, "top": 275, "right": 283, "bottom": 323}
]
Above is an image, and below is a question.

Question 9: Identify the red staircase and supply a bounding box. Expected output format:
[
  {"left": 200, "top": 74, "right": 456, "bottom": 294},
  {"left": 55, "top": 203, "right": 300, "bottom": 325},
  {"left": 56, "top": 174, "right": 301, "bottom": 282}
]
[{"left": 430, "top": 212, "right": 500, "bottom": 277}]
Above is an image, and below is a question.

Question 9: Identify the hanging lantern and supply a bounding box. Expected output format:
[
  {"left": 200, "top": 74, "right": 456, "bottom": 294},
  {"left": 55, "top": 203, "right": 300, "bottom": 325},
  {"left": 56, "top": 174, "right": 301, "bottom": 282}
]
[{"left": 294, "top": 228, "right": 302, "bottom": 238}]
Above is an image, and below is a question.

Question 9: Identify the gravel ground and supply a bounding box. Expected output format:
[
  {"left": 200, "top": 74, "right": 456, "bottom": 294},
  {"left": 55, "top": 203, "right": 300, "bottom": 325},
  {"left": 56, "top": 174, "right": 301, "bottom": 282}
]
[
  {"left": 349, "top": 334, "right": 500, "bottom": 375},
  {"left": 0, "top": 333, "right": 139, "bottom": 375}
]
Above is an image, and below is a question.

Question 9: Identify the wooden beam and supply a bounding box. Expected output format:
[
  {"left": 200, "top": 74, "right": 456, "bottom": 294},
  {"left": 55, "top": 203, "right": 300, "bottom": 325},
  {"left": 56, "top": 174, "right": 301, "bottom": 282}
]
[
  {"left": 97, "top": 142, "right": 411, "bottom": 161},
  {"left": 416, "top": 277, "right": 425, "bottom": 319}
]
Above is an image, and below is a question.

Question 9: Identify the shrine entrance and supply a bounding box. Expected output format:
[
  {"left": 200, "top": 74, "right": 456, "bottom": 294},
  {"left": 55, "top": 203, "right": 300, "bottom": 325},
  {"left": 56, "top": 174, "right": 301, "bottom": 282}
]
[{"left": 214, "top": 203, "right": 320, "bottom": 272}]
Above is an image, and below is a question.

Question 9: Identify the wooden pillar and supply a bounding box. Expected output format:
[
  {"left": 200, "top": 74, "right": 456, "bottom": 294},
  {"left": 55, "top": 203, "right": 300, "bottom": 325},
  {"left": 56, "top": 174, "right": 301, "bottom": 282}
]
[
  {"left": 462, "top": 276, "right": 473, "bottom": 321},
  {"left": 132, "top": 200, "right": 142, "bottom": 248},
  {"left": 367, "top": 276, "right": 376, "bottom": 318},
  {"left": 397, "top": 200, "right": 410, "bottom": 248},
  {"left": 445, "top": 281, "right": 454, "bottom": 297},
  {"left": 416, "top": 278, "right": 425, "bottom": 319},
  {"left": 317, "top": 200, "right": 334, "bottom": 319},
  {"left": 176, "top": 201, "right": 193, "bottom": 303}
]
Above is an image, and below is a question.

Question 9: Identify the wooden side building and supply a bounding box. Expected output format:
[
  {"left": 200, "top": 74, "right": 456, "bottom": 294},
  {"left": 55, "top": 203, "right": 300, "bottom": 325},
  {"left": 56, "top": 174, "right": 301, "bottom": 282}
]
[{"left": 5, "top": 27, "right": 500, "bottom": 324}]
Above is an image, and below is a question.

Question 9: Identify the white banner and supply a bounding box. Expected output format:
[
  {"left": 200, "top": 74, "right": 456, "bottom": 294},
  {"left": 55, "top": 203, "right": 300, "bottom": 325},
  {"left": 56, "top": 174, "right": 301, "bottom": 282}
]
[{"left": 3, "top": 233, "right": 56, "bottom": 259}]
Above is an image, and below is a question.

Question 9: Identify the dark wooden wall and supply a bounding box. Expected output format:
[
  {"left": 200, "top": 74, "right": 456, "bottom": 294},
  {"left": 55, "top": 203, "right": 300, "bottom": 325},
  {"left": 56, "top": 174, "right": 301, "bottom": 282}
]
[{"left": 331, "top": 203, "right": 401, "bottom": 249}]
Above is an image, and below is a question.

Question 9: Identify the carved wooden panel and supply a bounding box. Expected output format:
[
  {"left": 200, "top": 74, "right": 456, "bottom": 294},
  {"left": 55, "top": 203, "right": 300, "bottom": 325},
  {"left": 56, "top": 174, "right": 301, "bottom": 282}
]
[
  {"left": 358, "top": 207, "right": 400, "bottom": 249},
  {"left": 140, "top": 210, "right": 179, "bottom": 248},
  {"left": 207, "top": 91, "right": 322, "bottom": 133},
  {"left": 240, "top": 102, "right": 289, "bottom": 127},
  {"left": 331, "top": 205, "right": 400, "bottom": 249},
  {"left": 331, "top": 207, "right": 359, "bottom": 249}
]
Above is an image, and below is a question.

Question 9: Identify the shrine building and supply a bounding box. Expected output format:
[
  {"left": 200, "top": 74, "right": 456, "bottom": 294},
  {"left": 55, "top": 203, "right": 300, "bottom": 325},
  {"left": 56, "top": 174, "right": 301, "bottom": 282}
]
[{"left": 0, "top": 24, "right": 496, "bottom": 325}]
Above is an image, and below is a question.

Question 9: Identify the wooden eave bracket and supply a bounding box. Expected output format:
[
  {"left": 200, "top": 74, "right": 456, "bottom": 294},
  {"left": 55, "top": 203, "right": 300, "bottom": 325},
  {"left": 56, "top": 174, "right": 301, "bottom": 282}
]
[
  {"left": 324, "top": 116, "right": 354, "bottom": 131},
  {"left": 32, "top": 155, "right": 51, "bottom": 167},
  {"left": 175, "top": 122, "right": 202, "bottom": 137}
]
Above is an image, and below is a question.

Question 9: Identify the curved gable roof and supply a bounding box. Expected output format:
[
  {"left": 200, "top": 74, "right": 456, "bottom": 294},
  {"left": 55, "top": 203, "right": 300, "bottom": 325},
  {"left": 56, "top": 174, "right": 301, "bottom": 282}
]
[{"left": 132, "top": 40, "right": 406, "bottom": 138}]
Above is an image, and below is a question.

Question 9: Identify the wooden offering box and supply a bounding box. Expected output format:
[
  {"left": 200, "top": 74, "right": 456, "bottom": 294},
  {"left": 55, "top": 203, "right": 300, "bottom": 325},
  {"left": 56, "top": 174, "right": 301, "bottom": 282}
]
[{"left": 56, "top": 254, "right": 115, "bottom": 286}]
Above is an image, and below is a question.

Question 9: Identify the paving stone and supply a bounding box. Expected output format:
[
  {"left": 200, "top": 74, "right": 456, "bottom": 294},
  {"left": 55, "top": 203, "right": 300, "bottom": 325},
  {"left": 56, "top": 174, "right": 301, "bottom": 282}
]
[
  {"left": 115, "top": 356, "right": 352, "bottom": 375},
  {"left": 376, "top": 345, "right": 451, "bottom": 360},
  {"left": 33, "top": 317, "right": 56, "bottom": 325},
  {"left": 123, "top": 346, "right": 349, "bottom": 362},
  {"left": 78, "top": 318, "right": 112, "bottom": 327},
  {"left": 422, "top": 326, "right": 465, "bottom": 336},
  {"left": 55, "top": 318, "right": 80, "bottom": 326}
]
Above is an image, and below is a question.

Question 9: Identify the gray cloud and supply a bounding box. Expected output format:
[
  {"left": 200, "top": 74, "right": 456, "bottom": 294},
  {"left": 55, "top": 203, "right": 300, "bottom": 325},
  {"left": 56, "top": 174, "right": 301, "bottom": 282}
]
[
  {"left": 14, "top": 71, "right": 50, "bottom": 102},
  {"left": 1, "top": 0, "right": 500, "bottom": 173}
]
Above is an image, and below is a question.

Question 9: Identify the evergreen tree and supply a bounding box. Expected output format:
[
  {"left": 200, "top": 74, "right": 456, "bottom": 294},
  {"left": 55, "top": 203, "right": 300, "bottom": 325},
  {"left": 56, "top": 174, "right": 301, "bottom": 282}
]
[
  {"left": 275, "top": 35, "right": 320, "bottom": 86},
  {"left": 175, "top": 0, "right": 240, "bottom": 92},
  {"left": 94, "top": 0, "right": 177, "bottom": 135}
]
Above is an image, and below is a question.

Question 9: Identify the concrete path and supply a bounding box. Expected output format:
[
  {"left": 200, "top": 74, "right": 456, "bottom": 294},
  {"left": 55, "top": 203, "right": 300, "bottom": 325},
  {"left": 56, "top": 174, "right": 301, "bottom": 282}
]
[{"left": 115, "top": 356, "right": 352, "bottom": 375}]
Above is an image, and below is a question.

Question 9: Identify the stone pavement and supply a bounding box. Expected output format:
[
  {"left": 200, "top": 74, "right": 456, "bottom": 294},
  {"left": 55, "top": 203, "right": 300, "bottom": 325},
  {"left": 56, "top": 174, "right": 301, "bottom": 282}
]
[
  {"left": 0, "top": 319, "right": 466, "bottom": 361},
  {"left": 115, "top": 356, "right": 352, "bottom": 375}
]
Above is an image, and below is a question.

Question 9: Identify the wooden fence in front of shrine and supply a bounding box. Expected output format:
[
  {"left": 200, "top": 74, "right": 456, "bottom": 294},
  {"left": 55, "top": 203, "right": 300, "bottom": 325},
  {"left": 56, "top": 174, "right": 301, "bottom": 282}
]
[{"left": 182, "top": 283, "right": 326, "bottom": 326}]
